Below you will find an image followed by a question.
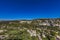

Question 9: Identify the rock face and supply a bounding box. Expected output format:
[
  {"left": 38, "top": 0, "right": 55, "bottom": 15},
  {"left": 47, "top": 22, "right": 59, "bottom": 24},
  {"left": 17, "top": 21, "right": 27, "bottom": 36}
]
[
  {"left": 0, "top": 30, "right": 4, "bottom": 33},
  {"left": 56, "top": 35, "right": 60, "bottom": 40},
  {"left": 0, "top": 35, "right": 8, "bottom": 39},
  {"left": 27, "top": 30, "right": 36, "bottom": 36}
]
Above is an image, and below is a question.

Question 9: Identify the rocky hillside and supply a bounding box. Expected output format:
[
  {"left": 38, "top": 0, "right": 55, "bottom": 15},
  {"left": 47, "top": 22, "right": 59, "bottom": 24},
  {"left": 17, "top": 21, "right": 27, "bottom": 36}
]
[{"left": 0, "top": 18, "right": 60, "bottom": 40}]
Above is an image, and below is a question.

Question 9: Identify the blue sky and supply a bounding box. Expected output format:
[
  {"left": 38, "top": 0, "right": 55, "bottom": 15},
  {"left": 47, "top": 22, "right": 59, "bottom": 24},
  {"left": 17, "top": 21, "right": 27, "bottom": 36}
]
[{"left": 0, "top": 0, "right": 60, "bottom": 20}]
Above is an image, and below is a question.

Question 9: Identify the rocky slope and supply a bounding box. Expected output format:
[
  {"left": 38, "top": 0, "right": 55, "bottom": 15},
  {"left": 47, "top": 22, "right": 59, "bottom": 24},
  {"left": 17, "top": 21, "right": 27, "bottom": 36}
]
[{"left": 0, "top": 18, "right": 60, "bottom": 40}]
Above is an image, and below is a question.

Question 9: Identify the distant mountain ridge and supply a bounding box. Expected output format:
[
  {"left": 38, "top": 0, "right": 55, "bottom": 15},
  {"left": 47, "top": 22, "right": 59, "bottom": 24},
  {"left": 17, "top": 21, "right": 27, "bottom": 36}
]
[
  {"left": 0, "top": 18, "right": 60, "bottom": 21},
  {"left": 0, "top": 18, "right": 60, "bottom": 27}
]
